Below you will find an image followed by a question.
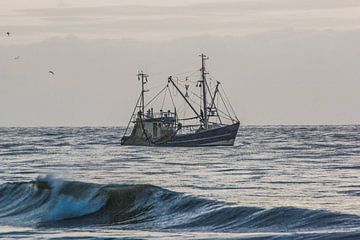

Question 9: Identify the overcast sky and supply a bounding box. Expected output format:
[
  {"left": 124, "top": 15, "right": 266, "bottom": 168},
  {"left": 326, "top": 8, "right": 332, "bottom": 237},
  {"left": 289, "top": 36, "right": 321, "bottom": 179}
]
[{"left": 1, "top": 0, "right": 360, "bottom": 126}]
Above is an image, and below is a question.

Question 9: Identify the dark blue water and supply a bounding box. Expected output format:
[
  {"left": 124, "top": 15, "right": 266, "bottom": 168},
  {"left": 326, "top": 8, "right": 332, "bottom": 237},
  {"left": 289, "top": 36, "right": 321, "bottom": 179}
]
[{"left": 0, "top": 126, "right": 359, "bottom": 239}]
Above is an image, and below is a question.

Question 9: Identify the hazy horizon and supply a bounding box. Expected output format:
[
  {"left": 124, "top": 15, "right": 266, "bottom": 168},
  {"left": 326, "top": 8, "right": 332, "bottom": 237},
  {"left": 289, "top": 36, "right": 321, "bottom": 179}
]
[{"left": 1, "top": 0, "right": 360, "bottom": 126}]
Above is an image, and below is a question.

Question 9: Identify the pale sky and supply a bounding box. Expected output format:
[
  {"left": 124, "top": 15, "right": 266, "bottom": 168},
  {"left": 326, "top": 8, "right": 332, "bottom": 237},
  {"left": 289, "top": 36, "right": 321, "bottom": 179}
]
[{"left": 1, "top": 0, "right": 360, "bottom": 126}]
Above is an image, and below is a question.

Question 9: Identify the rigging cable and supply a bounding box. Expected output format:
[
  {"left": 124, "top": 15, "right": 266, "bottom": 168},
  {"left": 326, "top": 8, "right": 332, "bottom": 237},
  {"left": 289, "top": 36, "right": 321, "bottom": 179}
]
[
  {"left": 218, "top": 91, "right": 234, "bottom": 122},
  {"left": 161, "top": 86, "right": 168, "bottom": 110},
  {"left": 168, "top": 86, "right": 176, "bottom": 110},
  {"left": 122, "top": 93, "right": 142, "bottom": 141},
  {"left": 144, "top": 85, "right": 167, "bottom": 109},
  {"left": 220, "top": 84, "right": 239, "bottom": 121}
]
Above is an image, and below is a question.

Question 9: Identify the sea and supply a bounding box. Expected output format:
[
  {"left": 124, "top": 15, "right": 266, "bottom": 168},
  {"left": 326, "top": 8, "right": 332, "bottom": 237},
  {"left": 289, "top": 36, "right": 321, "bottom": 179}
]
[{"left": 0, "top": 125, "right": 359, "bottom": 239}]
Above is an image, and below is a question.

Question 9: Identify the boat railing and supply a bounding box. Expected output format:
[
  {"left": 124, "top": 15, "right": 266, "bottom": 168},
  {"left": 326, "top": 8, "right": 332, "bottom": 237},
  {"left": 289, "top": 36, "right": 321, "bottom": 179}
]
[{"left": 131, "top": 111, "right": 177, "bottom": 122}]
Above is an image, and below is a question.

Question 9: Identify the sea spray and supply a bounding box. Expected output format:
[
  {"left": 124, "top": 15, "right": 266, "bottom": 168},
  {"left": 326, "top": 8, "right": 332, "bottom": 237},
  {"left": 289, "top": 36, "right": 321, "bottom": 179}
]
[{"left": 35, "top": 175, "right": 107, "bottom": 221}]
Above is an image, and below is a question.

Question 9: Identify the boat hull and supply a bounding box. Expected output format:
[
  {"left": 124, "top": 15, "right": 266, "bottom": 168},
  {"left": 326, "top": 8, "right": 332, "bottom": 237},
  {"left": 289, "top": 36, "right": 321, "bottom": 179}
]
[
  {"left": 121, "top": 122, "right": 240, "bottom": 147},
  {"left": 163, "top": 122, "right": 240, "bottom": 147}
]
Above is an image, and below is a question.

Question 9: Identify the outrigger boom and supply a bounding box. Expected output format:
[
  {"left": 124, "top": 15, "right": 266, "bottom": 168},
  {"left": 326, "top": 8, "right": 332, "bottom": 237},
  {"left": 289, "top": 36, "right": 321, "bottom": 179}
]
[{"left": 121, "top": 54, "right": 240, "bottom": 146}]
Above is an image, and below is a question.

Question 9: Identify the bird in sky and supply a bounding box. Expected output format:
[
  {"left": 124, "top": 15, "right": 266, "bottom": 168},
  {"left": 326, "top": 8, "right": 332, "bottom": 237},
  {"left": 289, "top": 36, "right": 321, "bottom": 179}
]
[
  {"left": 6, "top": 32, "right": 10, "bottom": 36},
  {"left": 48, "top": 71, "right": 55, "bottom": 75}
]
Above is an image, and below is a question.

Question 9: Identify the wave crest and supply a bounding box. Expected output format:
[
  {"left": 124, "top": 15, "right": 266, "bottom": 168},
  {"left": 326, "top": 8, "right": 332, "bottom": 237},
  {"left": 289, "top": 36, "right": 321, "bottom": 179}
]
[{"left": 0, "top": 175, "right": 359, "bottom": 233}]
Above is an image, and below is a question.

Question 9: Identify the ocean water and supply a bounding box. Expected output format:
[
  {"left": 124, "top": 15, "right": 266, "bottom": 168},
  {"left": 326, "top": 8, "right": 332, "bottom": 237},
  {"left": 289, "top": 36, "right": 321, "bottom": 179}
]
[{"left": 0, "top": 125, "right": 360, "bottom": 239}]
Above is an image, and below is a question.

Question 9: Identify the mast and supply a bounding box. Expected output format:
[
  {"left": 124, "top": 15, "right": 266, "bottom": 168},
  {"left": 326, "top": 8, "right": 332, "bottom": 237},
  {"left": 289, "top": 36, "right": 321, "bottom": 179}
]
[
  {"left": 200, "top": 54, "right": 209, "bottom": 128},
  {"left": 137, "top": 71, "right": 148, "bottom": 116}
]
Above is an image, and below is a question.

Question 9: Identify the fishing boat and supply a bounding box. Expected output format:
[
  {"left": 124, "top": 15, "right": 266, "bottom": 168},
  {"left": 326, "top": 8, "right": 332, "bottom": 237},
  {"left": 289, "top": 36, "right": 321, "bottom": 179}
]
[{"left": 121, "top": 54, "right": 240, "bottom": 146}]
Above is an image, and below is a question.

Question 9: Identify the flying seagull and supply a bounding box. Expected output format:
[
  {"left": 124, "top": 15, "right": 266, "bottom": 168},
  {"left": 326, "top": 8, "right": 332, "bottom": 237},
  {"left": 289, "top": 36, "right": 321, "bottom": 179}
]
[
  {"left": 6, "top": 32, "right": 10, "bottom": 36},
  {"left": 49, "top": 71, "right": 55, "bottom": 75}
]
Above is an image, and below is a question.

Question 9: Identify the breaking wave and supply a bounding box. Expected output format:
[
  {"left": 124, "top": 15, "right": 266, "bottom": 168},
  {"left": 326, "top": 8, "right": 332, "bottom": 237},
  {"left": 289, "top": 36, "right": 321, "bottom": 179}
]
[{"left": 0, "top": 175, "right": 359, "bottom": 234}]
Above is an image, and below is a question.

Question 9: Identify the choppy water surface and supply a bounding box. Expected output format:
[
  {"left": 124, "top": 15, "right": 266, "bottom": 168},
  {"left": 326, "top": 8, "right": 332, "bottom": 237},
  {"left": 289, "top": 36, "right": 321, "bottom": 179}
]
[{"left": 0, "top": 125, "right": 359, "bottom": 239}]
